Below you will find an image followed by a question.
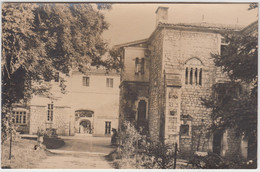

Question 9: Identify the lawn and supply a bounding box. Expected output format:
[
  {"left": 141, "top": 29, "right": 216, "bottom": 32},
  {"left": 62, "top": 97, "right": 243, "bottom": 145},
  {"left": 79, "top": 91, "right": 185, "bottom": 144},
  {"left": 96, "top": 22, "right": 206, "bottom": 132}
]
[{"left": 1, "top": 137, "right": 47, "bottom": 169}]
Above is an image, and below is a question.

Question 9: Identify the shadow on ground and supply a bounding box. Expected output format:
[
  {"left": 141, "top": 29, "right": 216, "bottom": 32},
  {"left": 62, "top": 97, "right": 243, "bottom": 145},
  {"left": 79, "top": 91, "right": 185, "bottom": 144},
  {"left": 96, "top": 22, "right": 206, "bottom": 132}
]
[{"left": 22, "top": 136, "right": 65, "bottom": 149}]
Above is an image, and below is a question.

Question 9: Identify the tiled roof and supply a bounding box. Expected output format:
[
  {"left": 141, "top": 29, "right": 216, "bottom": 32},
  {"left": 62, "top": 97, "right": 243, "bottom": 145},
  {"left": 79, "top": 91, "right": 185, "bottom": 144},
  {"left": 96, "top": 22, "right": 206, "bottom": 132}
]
[{"left": 158, "top": 22, "right": 244, "bottom": 31}]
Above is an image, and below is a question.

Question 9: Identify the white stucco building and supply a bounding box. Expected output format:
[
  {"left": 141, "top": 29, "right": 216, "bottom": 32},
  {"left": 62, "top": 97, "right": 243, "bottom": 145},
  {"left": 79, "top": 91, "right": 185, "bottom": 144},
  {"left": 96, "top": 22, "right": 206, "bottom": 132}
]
[{"left": 14, "top": 68, "right": 120, "bottom": 137}]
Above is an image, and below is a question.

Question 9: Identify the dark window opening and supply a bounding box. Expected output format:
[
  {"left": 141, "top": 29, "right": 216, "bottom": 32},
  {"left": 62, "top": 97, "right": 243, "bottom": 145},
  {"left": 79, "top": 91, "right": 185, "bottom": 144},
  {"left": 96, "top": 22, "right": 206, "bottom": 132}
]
[
  {"left": 83, "top": 76, "right": 90, "bottom": 86},
  {"left": 213, "top": 131, "right": 223, "bottom": 155},
  {"left": 190, "top": 68, "right": 193, "bottom": 85},
  {"left": 105, "top": 121, "right": 111, "bottom": 134},
  {"left": 13, "top": 111, "right": 26, "bottom": 124},
  {"left": 135, "top": 58, "right": 140, "bottom": 74},
  {"left": 47, "top": 103, "right": 54, "bottom": 121},
  {"left": 199, "top": 68, "right": 202, "bottom": 85},
  {"left": 185, "top": 67, "right": 188, "bottom": 84},
  {"left": 135, "top": 57, "right": 145, "bottom": 75},
  {"left": 195, "top": 68, "right": 198, "bottom": 85},
  {"left": 137, "top": 100, "right": 147, "bottom": 129},
  {"left": 180, "top": 125, "right": 189, "bottom": 136}
]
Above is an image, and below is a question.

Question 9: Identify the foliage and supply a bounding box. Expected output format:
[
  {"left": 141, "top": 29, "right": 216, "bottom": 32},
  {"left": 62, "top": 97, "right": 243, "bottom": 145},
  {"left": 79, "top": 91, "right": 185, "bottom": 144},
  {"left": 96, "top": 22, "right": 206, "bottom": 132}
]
[
  {"left": 204, "top": 25, "right": 257, "bottom": 139},
  {"left": 248, "top": 3, "right": 258, "bottom": 10},
  {"left": 212, "top": 33, "right": 257, "bottom": 85},
  {"left": 191, "top": 124, "right": 211, "bottom": 153},
  {"left": 116, "top": 121, "right": 177, "bottom": 169},
  {"left": 1, "top": 138, "right": 47, "bottom": 168},
  {"left": 2, "top": 3, "right": 113, "bottom": 142},
  {"left": 188, "top": 152, "right": 228, "bottom": 169},
  {"left": 188, "top": 152, "right": 257, "bottom": 169}
]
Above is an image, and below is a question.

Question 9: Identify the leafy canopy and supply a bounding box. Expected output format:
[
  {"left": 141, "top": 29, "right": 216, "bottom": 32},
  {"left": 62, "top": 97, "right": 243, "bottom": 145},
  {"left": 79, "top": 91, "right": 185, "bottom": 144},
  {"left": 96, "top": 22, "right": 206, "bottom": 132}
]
[
  {"left": 2, "top": 3, "right": 111, "bottom": 108},
  {"left": 204, "top": 26, "right": 257, "bottom": 138}
]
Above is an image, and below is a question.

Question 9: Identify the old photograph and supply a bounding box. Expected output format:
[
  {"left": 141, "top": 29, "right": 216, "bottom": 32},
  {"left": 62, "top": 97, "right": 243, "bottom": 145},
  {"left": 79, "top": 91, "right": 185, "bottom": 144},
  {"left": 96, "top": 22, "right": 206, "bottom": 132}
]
[{"left": 1, "top": 2, "right": 258, "bottom": 169}]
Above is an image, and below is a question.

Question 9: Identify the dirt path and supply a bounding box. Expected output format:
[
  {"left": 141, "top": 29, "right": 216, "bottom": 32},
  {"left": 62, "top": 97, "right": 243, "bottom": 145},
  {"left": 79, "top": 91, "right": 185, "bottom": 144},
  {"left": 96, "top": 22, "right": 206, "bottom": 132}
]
[
  {"left": 32, "top": 135, "right": 115, "bottom": 169},
  {"left": 33, "top": 151, "right": 113, "bottom": 169}
]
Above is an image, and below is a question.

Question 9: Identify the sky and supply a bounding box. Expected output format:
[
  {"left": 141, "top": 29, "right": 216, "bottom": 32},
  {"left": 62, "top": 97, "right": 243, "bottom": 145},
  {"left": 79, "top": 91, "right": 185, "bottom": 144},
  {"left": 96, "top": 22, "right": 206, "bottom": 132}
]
[{"left": 101, "top": 3, "right": 258, "bottom": 47}]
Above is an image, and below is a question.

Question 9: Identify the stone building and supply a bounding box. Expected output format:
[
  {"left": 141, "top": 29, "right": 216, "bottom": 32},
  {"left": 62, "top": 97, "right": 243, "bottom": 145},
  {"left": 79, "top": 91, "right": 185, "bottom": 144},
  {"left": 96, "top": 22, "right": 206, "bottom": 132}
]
[
  {"left": 13, "top": 68, "right": 120, "bottom": 137},
  {"left": 116, "top": 7, "right": 257, "bottom": 160}
]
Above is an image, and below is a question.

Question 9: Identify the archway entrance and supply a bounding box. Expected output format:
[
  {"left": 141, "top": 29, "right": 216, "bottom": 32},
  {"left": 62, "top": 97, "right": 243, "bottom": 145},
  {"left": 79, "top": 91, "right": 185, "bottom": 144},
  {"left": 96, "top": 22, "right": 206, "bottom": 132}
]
[
  {"left": 79, "top": 120, "right": 92, "bottom": 134},
  {"left": 75, "top": 110, "right": 94, "bottom": 135}
]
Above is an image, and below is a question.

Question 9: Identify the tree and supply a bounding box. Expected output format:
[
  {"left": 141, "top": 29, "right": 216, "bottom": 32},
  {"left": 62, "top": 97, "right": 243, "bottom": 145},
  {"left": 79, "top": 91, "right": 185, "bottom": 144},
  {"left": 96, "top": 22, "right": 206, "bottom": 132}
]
[
  {"left": 2, "top": 3, "right": 112, "bottom": 142},
  {"left": 202, "top": 23, "right": 257, "bottom": 144}
]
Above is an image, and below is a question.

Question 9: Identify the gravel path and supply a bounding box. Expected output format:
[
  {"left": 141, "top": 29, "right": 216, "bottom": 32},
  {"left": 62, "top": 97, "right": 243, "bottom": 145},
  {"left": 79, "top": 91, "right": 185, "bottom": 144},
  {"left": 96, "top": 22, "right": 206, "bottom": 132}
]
[{"left": 32, "top": 135, "right": 115, "bottom": 169}]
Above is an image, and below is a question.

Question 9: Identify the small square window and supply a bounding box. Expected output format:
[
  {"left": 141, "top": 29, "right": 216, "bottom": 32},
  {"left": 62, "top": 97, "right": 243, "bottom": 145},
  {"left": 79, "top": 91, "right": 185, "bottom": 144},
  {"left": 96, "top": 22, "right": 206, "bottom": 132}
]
[
  {"left": 83, "top": 76, "right": 90, "bottom": 86},
  {"left": 180, "top": 125, "right": 189, "bottom": 136}
]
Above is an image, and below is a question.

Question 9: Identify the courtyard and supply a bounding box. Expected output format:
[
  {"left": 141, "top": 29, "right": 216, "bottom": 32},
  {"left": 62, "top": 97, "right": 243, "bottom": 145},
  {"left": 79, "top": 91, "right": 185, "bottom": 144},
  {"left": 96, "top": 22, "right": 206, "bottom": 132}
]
[{"left": 33, "top": 135, "right": 114, "bottom": 169}]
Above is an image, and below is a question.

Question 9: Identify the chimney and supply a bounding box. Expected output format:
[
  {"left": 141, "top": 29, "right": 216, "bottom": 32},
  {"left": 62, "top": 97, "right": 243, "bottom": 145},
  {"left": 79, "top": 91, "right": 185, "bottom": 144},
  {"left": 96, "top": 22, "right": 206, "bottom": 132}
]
[{"left": 155, "top": 7, "right": 169, "bottom": 26}]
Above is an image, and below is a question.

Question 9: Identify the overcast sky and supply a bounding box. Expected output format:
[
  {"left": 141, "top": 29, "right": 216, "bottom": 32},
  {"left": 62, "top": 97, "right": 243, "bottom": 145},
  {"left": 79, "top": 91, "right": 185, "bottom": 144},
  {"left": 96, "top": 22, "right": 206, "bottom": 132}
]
[{"left": 101, "top": 3, "right": 258, "bottom": 47}]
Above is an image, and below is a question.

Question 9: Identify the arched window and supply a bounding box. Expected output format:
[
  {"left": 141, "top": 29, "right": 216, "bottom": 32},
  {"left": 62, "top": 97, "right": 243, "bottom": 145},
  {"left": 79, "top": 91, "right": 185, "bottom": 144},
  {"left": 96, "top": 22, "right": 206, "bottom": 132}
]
[{"left": 184, "top": 57, "right": 203, "bottom": 86}]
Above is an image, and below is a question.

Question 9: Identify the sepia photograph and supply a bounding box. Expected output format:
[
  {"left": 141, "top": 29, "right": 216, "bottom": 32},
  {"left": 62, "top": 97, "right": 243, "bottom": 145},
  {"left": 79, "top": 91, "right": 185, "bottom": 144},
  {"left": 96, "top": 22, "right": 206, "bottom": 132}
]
[{"left": 1, "top": 1, "right": 258, "bottom": 169}]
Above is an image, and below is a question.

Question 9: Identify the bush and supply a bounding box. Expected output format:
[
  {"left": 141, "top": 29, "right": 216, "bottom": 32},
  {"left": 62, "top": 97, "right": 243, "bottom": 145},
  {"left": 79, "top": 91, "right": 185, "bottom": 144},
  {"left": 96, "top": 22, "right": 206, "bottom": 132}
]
[
  {"left": 115, "top": 121, "right": 178, "bottom": 169},
  {"left": 188, "top": 152, "right": 228, "bottom": 169}
]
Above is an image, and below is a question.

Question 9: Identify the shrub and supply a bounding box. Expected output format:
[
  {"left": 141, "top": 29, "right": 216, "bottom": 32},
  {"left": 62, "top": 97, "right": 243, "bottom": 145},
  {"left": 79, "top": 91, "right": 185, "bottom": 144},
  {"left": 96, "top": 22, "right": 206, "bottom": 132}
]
[{"left": 117, "top": 121, "right": 178, "bottom": 169}]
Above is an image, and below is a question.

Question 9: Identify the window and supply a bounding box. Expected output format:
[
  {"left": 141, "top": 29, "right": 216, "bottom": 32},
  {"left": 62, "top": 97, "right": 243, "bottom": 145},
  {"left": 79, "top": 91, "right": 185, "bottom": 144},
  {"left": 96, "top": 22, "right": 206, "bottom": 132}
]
[
  {"left": 135, "top": 57, "right": 145, "bottom": 74},
  {"left": 83, "top": 76, "right": 90, "bottom": 86},
  {"left": 180, "top": 125, "right": 189, "bottom": 136},
  {"left": 12, "top": 111, "right": 26, "bottom": 124},
  {"left": 54, "top": 72, "right": 59, "bottom": 82},
  {"left": 199, "top": 68, "right": 202, "bottom": 85},
  {"left": 220, "top": 37, "right": 228, "bottom": 56},
  {"left": 185, "top": 67, "right": 188, "bottom": 84},
  {"left": 47, "top": 103, "right": 53, "bottom": 121},
  {"left": 185, "top": 67, "right": 202, "bottom": 86},
  {"left": 105, "top": 121, "right": 111, "bottom": 134},
  {"left": 106, "top": 78, "right": 113, "bottom": 88},
  {"left": 190, "top": 68, "right": 193, "bottom": 85}
]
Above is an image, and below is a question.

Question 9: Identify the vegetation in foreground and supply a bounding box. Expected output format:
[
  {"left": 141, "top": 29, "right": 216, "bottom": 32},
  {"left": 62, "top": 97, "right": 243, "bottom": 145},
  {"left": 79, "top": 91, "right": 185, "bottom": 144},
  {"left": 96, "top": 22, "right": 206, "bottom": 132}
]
[
  {"left": 107, "top": 121, "right": 257, "bottom": 169},
  {"left": 1, "top": 137, "right": 47, "bottom": 169}
]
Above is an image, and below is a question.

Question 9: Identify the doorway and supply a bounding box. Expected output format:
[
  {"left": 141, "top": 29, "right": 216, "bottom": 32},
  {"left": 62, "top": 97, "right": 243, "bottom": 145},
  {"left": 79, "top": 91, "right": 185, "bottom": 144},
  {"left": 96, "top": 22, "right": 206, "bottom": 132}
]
[
  {"left": 79, "top": 120, "right": 92, "bottom": 134},
  {"left": 137, "top": 100, "right": 147, "bottom": 129},
  {"left": 213, "top": 131, "right": 223, "bottom": 155}
]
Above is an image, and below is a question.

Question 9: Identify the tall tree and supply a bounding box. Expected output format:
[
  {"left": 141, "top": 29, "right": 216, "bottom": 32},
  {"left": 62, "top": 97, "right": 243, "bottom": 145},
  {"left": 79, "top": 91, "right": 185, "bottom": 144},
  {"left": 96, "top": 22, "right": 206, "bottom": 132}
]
[
  {"left": 2, "top": 3, "right": 111, "bottom": 142},
  {"left": 203, "top": 25, "right": 257, "bottom": 139}
]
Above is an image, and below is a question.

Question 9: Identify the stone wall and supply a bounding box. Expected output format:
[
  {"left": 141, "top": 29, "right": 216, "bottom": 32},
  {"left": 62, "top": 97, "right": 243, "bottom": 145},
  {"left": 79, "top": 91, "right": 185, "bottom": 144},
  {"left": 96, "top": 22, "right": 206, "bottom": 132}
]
[
  {"left": 53, "top": 106, "right": 71, "bottom": 136},
  {"left": 148, "top": 29, "right": 165, "bottom": 141},
  {"left": 29, "top": 105, "right": 71, "bottom": 136},
  {"left": 162, "top": 28, "right": 221, "bottom": 154}
]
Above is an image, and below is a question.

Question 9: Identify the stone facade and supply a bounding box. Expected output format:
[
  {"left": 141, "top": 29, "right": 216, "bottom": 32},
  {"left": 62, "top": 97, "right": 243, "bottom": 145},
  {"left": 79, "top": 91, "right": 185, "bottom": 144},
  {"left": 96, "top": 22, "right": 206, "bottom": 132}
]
[{"left": 116, "top": 6, "right": 257, "bottom": 160}]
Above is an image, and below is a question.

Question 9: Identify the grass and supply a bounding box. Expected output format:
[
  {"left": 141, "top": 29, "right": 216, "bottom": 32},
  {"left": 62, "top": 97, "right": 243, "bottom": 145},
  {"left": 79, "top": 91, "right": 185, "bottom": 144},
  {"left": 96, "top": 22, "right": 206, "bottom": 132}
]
[{"left": 1, "top": 137, "right": 47, "bottom": 169}]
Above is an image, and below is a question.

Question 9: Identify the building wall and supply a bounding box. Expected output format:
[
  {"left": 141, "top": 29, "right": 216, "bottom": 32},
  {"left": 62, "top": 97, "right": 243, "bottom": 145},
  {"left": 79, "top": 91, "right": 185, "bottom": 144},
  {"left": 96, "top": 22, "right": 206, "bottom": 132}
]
[
  {"left": 162, "top": 28, "right": 221, "bottom": 154},
  {"left": 29, "top": 70, "right": 120, "bottom": 137},
  {"left": 122, "top": 47, "right": 149, "bottom": 82},
  {"left": 148, "top": 29, "right": 165, "bottom": 141},
  {"left": 70, "top": 71, "right": 120, "bottom": 136},
  {"left": 118, "top": 45, "right": 149, "bottom": 131}
]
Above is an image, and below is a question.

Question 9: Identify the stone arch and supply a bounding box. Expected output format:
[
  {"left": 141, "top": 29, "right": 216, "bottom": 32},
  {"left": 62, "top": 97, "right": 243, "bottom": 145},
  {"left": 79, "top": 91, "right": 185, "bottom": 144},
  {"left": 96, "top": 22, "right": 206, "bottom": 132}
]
[
  {"left": 134, "top": 97, "right": 148, "bottom": 129},
  {"left": 75, "top": 110, "right": 94, "bottom": 134},
  {"left": 184, "top": 57, "right": 204, "bottom": 86},
  {"left": 184, "top": 57, "right": 204, "bottom": 66}
]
